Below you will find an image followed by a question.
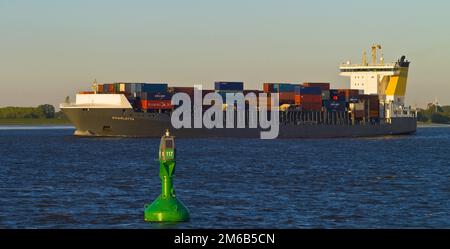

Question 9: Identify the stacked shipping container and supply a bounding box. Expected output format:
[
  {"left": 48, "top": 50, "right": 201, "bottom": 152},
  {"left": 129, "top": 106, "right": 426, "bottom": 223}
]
[
  {"left": 140, "top": 92, "right": 173, "bottom": 110},
  {"left": 215, "top": 82, "right": 244, "bottom": 104},
  {"left": 295, "top": 85, "right": 324, "bottom": 111},
  {"left": 359, "top": 95, "right": 380, "bottom": 118},
  {"left": 89, "top": 81, "right": 381, "bottom": 119},
  {"left": 263, "top": 83, "right": 296, "bottom": 105},
  {"left": 302, "top": 82, "right": 330, "bottom": 91}
]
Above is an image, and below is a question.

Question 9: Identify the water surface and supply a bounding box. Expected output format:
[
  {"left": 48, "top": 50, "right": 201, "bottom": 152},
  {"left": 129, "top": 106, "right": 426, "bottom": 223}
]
[{"left": 0, "top": 127, "right": 449, "bottom": 228}]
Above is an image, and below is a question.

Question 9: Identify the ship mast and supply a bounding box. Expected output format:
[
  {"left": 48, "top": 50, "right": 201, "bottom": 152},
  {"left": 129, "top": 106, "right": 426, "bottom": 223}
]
[{"left": 92, "top": 79, "right": 98, "bottom": 94}]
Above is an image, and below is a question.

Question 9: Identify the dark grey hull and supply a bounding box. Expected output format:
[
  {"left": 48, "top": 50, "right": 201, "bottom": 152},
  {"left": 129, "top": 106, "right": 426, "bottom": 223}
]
[{"left": 62, "top": 108, "right": 417, "bottom": 138}]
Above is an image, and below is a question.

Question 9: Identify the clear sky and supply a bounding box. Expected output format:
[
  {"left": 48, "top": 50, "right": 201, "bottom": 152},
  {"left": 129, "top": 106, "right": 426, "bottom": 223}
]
[{"left": 1, "top": 0, "right": 449, "bottom": 108}]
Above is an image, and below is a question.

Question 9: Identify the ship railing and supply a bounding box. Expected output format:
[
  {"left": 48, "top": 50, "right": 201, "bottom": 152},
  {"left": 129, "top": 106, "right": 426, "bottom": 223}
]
[
  {"left": 279, "top": 110, "right": 381, "bottom": 127},
  {"left": 339, "top": 62, "right": 396, "bottom": 68}
]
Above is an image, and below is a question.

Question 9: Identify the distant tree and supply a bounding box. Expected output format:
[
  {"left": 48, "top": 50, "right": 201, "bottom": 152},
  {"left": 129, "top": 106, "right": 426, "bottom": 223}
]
[
  {"left": 441, "top": 106, "right": 450, "bottom": 115},
  {"left": 37, "top": 104, "right": 55, "bottom": 118},
  {"left": 417, "top": 111, "right": 429, "bottom": 122},
  {"left": 55, "top": 110, "right": 68, "bottom": 120},
  {"left": 431, "top": 113, "right": 450, "bottom": 124}
]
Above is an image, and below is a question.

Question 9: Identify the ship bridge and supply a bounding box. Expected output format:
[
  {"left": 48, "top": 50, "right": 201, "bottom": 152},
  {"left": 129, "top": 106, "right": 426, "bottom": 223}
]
[{"left": 339, "top": 45, "right": 412, "bottom": 119}]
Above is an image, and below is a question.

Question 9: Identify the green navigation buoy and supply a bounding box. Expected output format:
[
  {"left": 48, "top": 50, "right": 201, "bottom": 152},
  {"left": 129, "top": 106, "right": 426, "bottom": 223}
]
[{"left": 144, "top": 129, "right": 189, "bottom": 222}]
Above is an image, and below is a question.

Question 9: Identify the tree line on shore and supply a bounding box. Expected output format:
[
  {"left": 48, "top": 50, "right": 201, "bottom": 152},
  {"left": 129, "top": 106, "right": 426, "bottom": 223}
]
[
  {"left": 417, "top": 105, "right": 450, "bottom": 124},
  {"left": 0, "top": 104, "right": 65, "bottom": 119}
]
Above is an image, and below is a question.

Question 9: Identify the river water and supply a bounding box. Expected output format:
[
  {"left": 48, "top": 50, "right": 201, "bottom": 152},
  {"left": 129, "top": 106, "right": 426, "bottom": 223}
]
[{"left": 0, "top": 125, "right": 449, "bottom": 228}]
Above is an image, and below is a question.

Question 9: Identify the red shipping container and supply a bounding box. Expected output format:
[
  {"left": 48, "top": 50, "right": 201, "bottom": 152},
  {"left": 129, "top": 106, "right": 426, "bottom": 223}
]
[
  {"left": 280, "top": 100, "right": 295, "bottom": 105},
  {"left": 263, "top": 83, "right": 274, "bottom": 93},
  {"left": 360, "top": 95, "right": 379, "bottom": 111},
  {"left": 303, "top": 82, "right": 330, "bottom": 91},
  {"left": 141, "top": 100, "right": 173, "bottom": 109},
  {"left": 202, "top": 89, "right": 214, "bottom": 97},
  {"left": 172, "top": 87, "right": 195, "bottom": 96},
  {"left": 295, "top": 94, "right": 322, "bottom": 105},
  {"left": 279, "top": 92, "right": 295, "bottom": 101},
  {"left": 302, "top": 102, "right": 322, "bottom": 111},
  {"left": 108, "top": 84, "right": 114, "bottom": 92}
]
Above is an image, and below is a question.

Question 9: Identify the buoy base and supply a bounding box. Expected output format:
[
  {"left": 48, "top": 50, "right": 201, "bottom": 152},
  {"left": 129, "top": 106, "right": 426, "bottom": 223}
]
[{"left": 144, "top": 195, "right": 189, "bottom": 222}]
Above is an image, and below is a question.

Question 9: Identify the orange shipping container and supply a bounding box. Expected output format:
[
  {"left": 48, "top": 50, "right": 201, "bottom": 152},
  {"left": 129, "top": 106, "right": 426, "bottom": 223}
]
[
  {"left": 263, "top": 83, "right": 274, "bottom": 93},
  {"left": 369, "top": 110, "right": 379, "bottom": 118},
  {"left": 279, "top": 92, "right": 295, "bottom": 101}
]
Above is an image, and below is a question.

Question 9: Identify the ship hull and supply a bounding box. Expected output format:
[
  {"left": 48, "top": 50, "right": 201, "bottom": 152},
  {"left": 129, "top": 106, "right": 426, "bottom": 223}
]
[{"left": 62, "top": 108, "right": 417, "bottom": 138}]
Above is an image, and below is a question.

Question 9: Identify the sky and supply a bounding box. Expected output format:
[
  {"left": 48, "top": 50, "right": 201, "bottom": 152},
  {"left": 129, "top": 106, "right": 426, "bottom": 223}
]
[{"left": 1, "top": 0, "right": 449, "bottom": 108}]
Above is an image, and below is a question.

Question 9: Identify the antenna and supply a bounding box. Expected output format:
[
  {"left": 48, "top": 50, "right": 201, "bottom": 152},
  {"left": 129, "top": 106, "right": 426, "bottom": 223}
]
[
  {"left": 371, "top": 44, "right": 382, "bottom": 65},
  {"left": 362, "top": 50, "right": 367, "bottom": 66}
]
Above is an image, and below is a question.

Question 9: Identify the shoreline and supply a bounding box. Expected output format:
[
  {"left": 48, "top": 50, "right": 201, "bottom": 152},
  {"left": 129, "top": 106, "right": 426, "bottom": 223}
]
[
  {"left": 417, "top": 122, "right": 450, "bottom": 127},
  {"left": 0, "top": 118, "right": 71, "bottom": 126}
]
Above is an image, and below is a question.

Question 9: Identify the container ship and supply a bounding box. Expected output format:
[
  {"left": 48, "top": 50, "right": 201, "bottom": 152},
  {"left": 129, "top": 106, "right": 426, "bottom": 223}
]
[{"left": 61, "top": 45, "right": 417, "bottom": 138}]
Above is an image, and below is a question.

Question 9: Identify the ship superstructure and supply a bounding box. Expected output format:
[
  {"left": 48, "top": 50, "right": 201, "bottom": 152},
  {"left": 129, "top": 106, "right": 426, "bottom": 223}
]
[{"left": 340, "top": 44, "right": 413, "bottom": 120}]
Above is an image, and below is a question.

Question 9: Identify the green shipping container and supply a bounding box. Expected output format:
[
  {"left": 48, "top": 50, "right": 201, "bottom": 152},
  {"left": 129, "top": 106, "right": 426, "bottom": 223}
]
[{"left": 321, "top": 90, "right": 330, "bottom": 100}]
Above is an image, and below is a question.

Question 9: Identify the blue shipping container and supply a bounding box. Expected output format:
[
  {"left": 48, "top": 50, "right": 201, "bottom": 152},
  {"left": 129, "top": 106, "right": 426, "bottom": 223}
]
[
  {"left": 349, "top": 95, "right": 359, "bottom": 103},
  {"left": 142, "top": 83, "right": 168, "bottom": 93},
  {"left": 329, "top": 90, "right": 346, "bottom": 101},
  {"left": 217, "top": 91, "right": 245, "bottom": 103},
  {"left": 324, "top": 100, "right": 346, "bottom": 111},
  {"left": 147, "top": 92, "right": 172, "bottom": 100},
  {"left": 102, "top": 84, "right": 109, "bottom": 93},
  {"left": 274, "top": 83, "right": 295, "bottom": 92},
  {"left": 125, "top": 83, "right": 132, "bottom": 93},
  {"left": 138, "top": 91, "right": 172, "bottom": 100},
  {"left": 295, "top": 86, "right": 322, "bottom": 95},
  {"left": 214, "top": 82, "right": 244, "bottom": 91}
]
